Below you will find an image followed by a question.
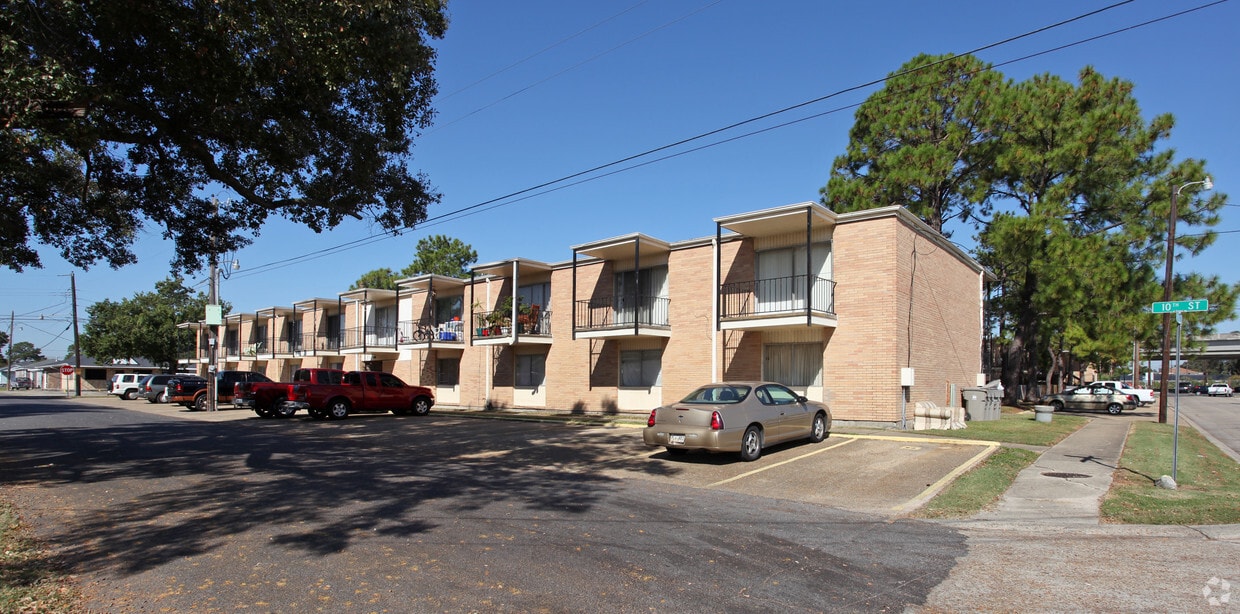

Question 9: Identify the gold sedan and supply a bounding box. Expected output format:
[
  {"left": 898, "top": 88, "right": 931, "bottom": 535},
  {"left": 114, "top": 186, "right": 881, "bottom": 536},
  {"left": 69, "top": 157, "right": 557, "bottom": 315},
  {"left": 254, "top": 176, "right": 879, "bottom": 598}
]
[{"left": 643, "top": 382, "right": 832, "bottom": 462}]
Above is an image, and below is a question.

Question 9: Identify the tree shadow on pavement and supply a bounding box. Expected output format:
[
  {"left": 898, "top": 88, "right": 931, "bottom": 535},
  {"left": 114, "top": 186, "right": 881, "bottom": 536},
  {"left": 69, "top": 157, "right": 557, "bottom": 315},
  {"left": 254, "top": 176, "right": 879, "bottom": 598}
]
[{"left": 0, "top": 404, "right": 681, "bottom": 576}]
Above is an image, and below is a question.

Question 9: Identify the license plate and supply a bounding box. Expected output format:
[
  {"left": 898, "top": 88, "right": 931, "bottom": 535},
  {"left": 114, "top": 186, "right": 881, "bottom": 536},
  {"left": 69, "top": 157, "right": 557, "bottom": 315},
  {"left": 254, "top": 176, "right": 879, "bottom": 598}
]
[{"left": 669, "top": 434, "right": 686, "bottom": 445}]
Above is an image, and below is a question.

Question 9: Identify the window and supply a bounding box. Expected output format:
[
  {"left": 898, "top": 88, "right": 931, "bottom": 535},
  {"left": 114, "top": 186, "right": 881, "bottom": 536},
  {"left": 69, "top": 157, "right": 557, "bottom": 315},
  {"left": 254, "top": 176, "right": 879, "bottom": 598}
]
[
  {"left": 759, "top": 384, "right": 800, "bottom": 405},
  {"left": 620, "top": 349, "right": 662, "bottom": 387},
  {"left": 517, "top": 282, "right": 551, "bottom": 310},
  {"left": 614, "top": 266, "right": 669, "bottom": 326},
  {"left": 755, "top": 243, "right": 831, "bottom": 312},
  {"left": 516, "top": 353, "right": 546, "bottom": 388},
  {"left": 437, "top": 358, "right": 460, "bottom": 386},
  {"left": 764, "top": 343, "right": 823, "bottom": 387},
  {"left": 379, "top": 373, "right": 407, "bottom": 387},
  {"left": 435, "top": 295, "right": 464, "bottom": 325}
]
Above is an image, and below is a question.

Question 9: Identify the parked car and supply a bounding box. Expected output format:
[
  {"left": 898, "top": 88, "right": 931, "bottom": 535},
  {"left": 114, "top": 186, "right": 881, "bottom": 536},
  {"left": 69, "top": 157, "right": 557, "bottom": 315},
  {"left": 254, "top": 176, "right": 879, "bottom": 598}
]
[
  {"left": 10, "top": 377, "right": 33, "bottom": 390},
  {"left": 140, "top": 374, "right": 178, "bottom": 403},
  {"left": 1040, "top": 384, "right": 1138, "bottom": 415},
  {"left": 1191, "top": 384, "right": 1210, "bottom": 395},
  {"left": 168, "top": 371, "right": 274, "bottom": 411},
  {"left": 1177, "top": 381, "right": 1195, "bottom": 394},
  {"left": 235, "top": 368, "right": 345, "bottom": 418},
  {"left": 109, "top": 373, "right": 145, "bottom": 399},
  {"left": 165, "top": 375, "right": 209, "bottom": 407},
  {"left": 1092, "top": 380, "right": 1155, "bottom": 406},
  {"left": 642, "top": 382, "right": 832, "bottom": 462},
  {"left": 1207, "top": 382, "right": 1233, "bottom": 397},
  {"left": 280, "top": 371, "right": 434, "bottom": 420}
]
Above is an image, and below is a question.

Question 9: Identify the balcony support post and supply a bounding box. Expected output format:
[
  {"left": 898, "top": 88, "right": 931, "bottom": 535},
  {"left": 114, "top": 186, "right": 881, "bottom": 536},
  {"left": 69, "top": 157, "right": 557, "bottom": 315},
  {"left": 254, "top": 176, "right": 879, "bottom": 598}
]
[{"left": 806, "top": 205, "right": 812, "bottom": 327}]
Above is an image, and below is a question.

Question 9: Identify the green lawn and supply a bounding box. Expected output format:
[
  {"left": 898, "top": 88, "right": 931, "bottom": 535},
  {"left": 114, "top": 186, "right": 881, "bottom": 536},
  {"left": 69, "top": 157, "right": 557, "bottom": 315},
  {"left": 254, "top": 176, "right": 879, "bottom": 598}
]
[
  {"left": 916, "top": 407, "right": 1090, "bottom": 447},
  {"left": 913, "top": 447, "right": 1039, "bottom": 518},
  {"left": 1102, "top": 422, "right": 1240, "bottom": 525}
]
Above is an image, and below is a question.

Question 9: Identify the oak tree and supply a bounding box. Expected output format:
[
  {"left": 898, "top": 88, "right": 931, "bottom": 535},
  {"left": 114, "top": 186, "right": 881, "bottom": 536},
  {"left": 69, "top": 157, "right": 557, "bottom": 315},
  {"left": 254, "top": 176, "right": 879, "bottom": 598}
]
[{"left": 2, "top": 0, "right": 448, "bottom": 273}]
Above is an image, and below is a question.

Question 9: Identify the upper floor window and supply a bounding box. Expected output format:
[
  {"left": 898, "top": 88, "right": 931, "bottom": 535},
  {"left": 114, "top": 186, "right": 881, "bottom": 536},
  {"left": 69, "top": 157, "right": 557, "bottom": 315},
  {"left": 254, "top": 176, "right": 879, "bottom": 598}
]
[{"left": 518, "top": 282, "right": 551, "bottom": 310}]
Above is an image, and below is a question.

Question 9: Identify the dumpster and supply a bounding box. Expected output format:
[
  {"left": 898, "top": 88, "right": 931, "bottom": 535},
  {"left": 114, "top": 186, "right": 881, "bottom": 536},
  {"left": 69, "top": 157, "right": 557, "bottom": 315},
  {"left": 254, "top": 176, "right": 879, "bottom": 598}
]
[{"left": 962, "top": 383, "right": 1003, "bottom": 421}]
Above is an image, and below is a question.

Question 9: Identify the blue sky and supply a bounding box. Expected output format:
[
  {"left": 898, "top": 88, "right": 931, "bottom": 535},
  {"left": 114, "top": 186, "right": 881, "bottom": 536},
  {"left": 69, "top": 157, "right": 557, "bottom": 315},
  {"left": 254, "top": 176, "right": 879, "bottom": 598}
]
[{"left": 3, "top": 0, "right": 1237, "bottom": 360}]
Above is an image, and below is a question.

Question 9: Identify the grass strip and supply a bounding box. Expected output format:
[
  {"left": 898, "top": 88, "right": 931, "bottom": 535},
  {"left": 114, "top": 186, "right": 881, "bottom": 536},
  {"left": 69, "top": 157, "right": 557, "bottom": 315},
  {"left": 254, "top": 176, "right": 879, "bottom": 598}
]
[
  {"left": 916, "top": 407, "right": 1090, "bottom": 447},
  {"left": 0, "top": 500, "right": 82, "bottom": 614},
  {"left": 912, "top": 447, "right": 1039, "bottom": 518},
  {"left": 1102, "top": 421, "right": 1240, "bottom": 525}
]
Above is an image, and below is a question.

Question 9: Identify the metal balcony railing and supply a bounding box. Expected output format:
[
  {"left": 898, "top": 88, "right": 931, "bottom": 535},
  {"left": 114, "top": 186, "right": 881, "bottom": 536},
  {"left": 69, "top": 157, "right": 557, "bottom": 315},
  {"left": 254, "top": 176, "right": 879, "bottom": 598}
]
[
  {"left": 473, "top": 309, "right": 552, "bottom": 337},
  {"left": 292, "top": 331, "right": 342, "bottom": 355},
  {"left": 340, "top": 325, "right": 398, "bottom": 350},
  {"left": 574, "top": 295, "right": 670, "bottom": 331},
  {"left": 720, "top": 275, "right": 836, "bottom": 319}
]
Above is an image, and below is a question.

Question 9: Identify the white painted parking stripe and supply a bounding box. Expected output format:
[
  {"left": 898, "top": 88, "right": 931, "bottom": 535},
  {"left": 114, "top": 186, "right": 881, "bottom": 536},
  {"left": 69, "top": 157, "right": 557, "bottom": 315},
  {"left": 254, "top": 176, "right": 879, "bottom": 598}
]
[{"left": 707, "top": 436, "right": 859, "bottom": 487}]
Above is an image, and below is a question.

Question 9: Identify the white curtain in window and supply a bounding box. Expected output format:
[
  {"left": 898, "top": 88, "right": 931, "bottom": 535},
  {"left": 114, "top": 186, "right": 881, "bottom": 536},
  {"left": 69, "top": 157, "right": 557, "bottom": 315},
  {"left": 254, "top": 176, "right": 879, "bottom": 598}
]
[{"left": 764, "top": 343, "right": 823, "bottom": 386}]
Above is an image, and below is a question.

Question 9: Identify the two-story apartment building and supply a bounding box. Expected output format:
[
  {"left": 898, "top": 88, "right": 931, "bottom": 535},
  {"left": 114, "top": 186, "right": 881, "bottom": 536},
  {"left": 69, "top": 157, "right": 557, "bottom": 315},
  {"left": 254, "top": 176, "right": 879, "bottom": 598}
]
[{"left": 181, "top": 202, "right": 989, "bottom": 426}]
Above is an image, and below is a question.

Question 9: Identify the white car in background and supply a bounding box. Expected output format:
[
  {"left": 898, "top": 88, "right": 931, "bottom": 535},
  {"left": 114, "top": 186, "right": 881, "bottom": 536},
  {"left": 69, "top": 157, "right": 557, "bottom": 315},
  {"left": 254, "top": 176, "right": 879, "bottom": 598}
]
[
  {"left": 1207, "top": 382, "right": 1233, "bottom": 397},
  {"left": 1093, "top": 380, "right": 1156, "bottom": 406}
]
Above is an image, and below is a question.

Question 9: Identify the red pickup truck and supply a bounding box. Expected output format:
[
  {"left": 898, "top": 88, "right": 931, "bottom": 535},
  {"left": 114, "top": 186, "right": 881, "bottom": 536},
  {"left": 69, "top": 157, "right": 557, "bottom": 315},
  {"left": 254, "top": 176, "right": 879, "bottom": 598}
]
[
  {"left": 234, "top": 368, "right": 345, "bottom": 418},
  {"left": 283, "top": 370, "right": 435, "bottom": 420}
]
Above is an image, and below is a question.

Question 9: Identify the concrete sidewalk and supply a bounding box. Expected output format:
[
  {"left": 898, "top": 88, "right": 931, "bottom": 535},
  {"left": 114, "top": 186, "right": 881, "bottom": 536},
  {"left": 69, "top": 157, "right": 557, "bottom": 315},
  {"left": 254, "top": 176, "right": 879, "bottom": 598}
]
[{"left": 970, "top": 415, "right": 1132, "bottom": 525}]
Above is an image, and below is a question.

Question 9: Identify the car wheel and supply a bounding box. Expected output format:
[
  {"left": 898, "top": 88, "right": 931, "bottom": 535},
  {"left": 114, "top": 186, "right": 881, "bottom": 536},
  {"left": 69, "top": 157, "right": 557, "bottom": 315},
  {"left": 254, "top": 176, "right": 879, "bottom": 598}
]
[
  {"left": 272, "top": 401, "right": 297, "bottom": 419},
  {"left": 194, "top": 395, "right": 208, "bottom": 412},
  {"left": 309, "top": 407, "right": 328, "bottom": 420},
  {"left": 411, "top": 396, "right": 432, "bottom": 416},
  {"left": 808, "top": 412, "right": 828, "bottom": 443},
  {"left": 254, "top": 406, "right": 274, "bottom": 419},
  {"left": 123, "top": 389, "right": 137, "bottom": 400},
  {"left": 738, "top": 426, "right": 762, "bottom": 462},
  {"left": 1106, "top": 403, "right": 1123, "bottom": 415},
  {"left": 1050, "top": 400, "right": 1065, "bottom": 412},
  {"left": 326, "top": 399, "right": 350, "bottom": 420}
]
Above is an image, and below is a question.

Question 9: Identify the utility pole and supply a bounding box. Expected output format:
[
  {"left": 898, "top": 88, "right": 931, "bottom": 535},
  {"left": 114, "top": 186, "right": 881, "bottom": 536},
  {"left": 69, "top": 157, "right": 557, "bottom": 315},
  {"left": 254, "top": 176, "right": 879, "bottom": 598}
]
[
  {"left": 71, "top": 272, "right": 82, "bottom": 396},
  {"left": 6, "top": 312, "right": 13, "bottom": 390},
  {"left": 208, "top": 257, "right": 219, "bottom": 411}
]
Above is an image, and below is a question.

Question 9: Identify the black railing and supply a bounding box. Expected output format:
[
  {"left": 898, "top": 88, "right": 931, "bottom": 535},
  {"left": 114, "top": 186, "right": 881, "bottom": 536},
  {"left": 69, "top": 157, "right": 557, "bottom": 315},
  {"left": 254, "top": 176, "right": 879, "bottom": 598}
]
[
  {"left": 340, "top": 325, "right": 398, "bottom": 350},
  {"left": 574, "top": 295, "right": 670, "bottom": 331},
  {"left": 292, "top": 331, "right": 342, "bottom": 354},
  {"left": 397, "top": 319, "right": 465, "bottom": 343},
  {"left": 473, "top": 309, "right": 552, "bottom": 337},
  {"left": 720, "top": 275, "right": 835, "bottom": 319}
]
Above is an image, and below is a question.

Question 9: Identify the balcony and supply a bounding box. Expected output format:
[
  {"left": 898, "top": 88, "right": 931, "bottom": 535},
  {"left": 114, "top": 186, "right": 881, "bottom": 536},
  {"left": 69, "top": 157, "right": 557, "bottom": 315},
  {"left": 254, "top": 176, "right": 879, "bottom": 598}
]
[
  {"left": 292, "top": 331, "right": 342, "bottom": 356},
  {"left": 397, "top": 319, "right": 465, "bottom": 347},
  {"left": 340, "top": 325, "right": 399, "bottom": 354},
  {"left": 255, "top": 338, "right": 296, "bottom": 359},
  {"left": 472, "top": 308, "right": 552, "bottom": 346},
  {"left": 719, "top": 274, "right": 837, "bottom": 330},
  {"left": 574, "top": 294, "right": 671, "bottom": 339}
]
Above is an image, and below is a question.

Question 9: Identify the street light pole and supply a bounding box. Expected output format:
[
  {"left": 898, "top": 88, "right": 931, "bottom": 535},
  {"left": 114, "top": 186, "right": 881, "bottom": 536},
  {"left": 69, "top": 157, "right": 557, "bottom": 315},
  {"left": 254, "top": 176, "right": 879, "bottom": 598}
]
[{"left": 1157, "top": 176, "right": 1212, "bottom": 423}]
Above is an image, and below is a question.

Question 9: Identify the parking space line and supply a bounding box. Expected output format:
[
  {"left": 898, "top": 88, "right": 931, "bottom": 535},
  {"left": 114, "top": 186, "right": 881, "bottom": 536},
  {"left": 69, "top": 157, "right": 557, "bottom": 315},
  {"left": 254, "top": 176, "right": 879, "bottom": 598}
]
[
  {"left": 891, "top": 443, "right": 999, "bottom": 513},
  {"left": 707, "top": 436, "right": 859, "bottom": 487}
]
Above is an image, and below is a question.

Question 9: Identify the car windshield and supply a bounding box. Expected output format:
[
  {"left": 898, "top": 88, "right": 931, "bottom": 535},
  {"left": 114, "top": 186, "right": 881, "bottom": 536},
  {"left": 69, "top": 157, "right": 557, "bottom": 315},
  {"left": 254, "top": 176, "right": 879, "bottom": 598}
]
[{"left": 680, "top": 385, "right": 751, "bottom": 404}]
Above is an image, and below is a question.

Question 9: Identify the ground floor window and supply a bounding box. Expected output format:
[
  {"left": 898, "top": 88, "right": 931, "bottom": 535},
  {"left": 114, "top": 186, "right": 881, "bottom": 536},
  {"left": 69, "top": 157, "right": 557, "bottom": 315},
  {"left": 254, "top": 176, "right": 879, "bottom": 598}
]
[
  {"left": 437, "top": 357, "right": 460, "bottom": 386},
  {"left": 516, "top": 353, "right": 546, "bottom": 388},
  {"left": 764, "top": 343, "right": 823, "bottom": 387},
  {"left": 620, "top": 349, "right": 662, "bottom": 387}
]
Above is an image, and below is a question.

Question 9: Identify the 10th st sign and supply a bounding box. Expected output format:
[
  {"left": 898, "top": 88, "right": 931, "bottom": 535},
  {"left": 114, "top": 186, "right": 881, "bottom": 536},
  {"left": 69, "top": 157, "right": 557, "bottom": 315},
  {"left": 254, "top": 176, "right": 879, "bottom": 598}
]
[{"left": 1151, "top": 299, "right": 1210, "bottom": 314}]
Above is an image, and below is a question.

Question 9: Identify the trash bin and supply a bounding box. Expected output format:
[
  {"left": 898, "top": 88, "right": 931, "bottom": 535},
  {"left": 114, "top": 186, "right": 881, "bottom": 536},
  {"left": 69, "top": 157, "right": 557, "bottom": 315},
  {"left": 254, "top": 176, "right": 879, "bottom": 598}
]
[
  {"left": 962, "top": 388, "right": 993, "bottom": 421},
  {"left": 1034, "top": 404, "right": 1054, "bottom": 423}
]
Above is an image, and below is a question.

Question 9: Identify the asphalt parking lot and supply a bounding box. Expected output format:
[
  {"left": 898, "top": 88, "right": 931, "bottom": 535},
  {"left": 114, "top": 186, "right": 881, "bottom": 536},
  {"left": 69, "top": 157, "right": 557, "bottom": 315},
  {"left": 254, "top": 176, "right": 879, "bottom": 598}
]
[{"left": 66, "top": 391, "right": 998, "bottom": 516}]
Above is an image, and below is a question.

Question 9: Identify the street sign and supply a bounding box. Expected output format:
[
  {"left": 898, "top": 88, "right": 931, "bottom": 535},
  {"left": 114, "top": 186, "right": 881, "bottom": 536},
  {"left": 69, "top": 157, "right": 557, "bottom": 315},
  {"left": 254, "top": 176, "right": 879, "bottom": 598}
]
[
  {"left": 1151, "top": 299, "right": 1209, "bottom": 314},
  {"left": 59, "top": 365, "right": 74, "bottom": 376}
]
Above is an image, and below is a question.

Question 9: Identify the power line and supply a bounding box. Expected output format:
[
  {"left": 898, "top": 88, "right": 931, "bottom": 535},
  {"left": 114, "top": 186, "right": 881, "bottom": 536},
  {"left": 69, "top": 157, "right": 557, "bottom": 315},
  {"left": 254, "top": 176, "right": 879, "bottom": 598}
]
[
  {"left": 435, "top": 0, "right": 652, "bottom": 102},
  {"left": 431, "top": 0, "right": 721, "bottom": 132},
  {"left": 233, "top": 0, "right": 1224, "bottom": 280}
]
